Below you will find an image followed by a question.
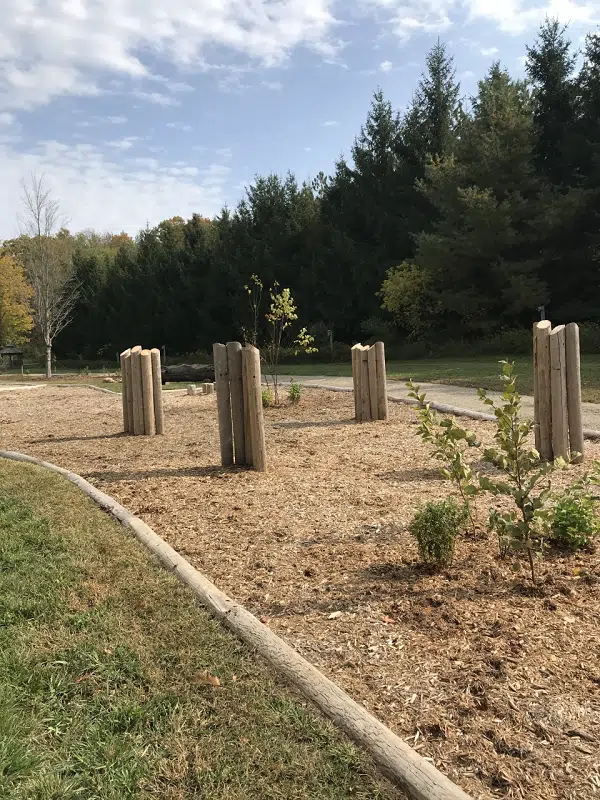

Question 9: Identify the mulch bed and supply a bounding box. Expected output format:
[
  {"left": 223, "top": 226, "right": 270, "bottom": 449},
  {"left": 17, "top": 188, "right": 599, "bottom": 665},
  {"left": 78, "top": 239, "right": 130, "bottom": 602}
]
[{"left": 2, "top": 384, "right": 599, "bottom": 800}]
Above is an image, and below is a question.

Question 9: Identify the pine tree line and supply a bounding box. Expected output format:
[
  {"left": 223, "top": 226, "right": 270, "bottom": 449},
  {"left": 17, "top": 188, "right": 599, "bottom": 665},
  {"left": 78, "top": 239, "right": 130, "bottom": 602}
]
[{"left": 21, "top": 21, "right": 600, "bottom": 359}]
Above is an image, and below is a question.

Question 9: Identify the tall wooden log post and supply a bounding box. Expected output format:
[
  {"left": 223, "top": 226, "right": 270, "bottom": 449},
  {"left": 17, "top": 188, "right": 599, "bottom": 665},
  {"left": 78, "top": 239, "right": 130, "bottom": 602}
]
[
  {"left": 227, "top": 341, "right": 246, "bottom": 466},
  {"left": 351, "top": 344, "right": 362, "bottom": 421},
  {"left": 367, "top": 345, "right": 378, "bottom": 420},
  {"left": 120, "top": 348, "right": 132, "bottom": 433},
  {"left": 150, "top": 348, "right": 164, "bottom": 434},
  {"left": 375, "top": 341, "right": 388, "bottom": 422},
  {"left": 360, "top": 346, "right": 371, "bottom": 422},
  {"left": 213, "top": 343, "right": 234, "bottom": 467},
  {"left": 533, "top": 323, "right": 540, "bottom": 453},
  {"left": 550, "top": 325, "right": 569, "bottom": 460},
  {"left": 242, "top": 349, "right": 253, "bottom": 465},
  {"left": 566, "top": 323, "right": 584, "bottom": 463},
  {"left": 534, "top": 321, "right": 553, "bottom": 461},
  {"left": 243, "top": 345, "right": 267, "bottom": 472},
  {"left": 140, "top": 349, "right": 155, "bottom": 436},
  {"left": 130, "top": 346, "right": 145, "bottom": 436}
]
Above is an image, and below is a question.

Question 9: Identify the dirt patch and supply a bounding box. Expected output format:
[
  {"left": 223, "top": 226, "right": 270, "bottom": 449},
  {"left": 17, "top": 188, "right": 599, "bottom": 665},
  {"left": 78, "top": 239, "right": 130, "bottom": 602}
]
[{"left": 2, "top": 385, "right": 600, "bottom": 800}]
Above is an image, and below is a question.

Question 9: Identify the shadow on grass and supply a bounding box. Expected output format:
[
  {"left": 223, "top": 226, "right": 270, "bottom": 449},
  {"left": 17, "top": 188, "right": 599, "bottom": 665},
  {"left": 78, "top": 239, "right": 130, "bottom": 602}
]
[{"left": 376, "top": 467, "right": 442, "bottom": 483}]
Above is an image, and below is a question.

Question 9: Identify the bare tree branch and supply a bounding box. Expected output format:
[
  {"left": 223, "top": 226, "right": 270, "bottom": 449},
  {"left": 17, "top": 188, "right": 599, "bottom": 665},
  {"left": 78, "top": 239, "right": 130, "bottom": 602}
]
[{"left": 18, "top": 174, "right": 77, "bottom": 378}]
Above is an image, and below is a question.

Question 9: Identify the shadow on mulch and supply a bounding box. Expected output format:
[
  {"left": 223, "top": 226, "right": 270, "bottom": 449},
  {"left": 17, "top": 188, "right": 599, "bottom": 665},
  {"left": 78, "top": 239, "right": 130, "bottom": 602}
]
[
  {"left": 30, "top": 433, "right": 125, "bottom": 444},
  {"left": 272, "top": 418, "right": 354, "bottom": 430},
  {"left": 376, "top": 467, "right": 442, "bottom": 483},
  {"left": 85, "top": 465, "right": 242, "bottom": 482}
]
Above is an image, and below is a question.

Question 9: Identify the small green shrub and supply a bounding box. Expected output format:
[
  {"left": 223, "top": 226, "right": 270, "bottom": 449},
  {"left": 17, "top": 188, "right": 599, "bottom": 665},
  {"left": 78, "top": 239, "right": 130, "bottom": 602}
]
[
  {"left": 288, "top": 380, "right": 301, "bottom": 404},
  {"left": 409, "top": 499, "right": 465, "bottom": 568},
  {"left": 79, "top": 366, "right": 90, "bottom": 376},
  {"left": 550, "top": 489, "right": 600, "bottom": 551},
  {"left": 262, "top": 388, "right": 274, "bottom": 408}
]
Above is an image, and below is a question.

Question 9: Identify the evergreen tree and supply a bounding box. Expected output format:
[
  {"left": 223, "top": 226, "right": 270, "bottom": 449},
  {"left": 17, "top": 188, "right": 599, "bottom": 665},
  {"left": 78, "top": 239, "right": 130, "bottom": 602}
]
[{"left": 526, "top": 19, "right": 577, "bottom": 186}]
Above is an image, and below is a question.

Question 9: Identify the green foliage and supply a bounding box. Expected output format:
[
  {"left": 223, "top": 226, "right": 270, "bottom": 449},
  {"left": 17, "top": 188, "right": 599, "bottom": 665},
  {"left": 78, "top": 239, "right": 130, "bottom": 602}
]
[
  {"left": 478, "top": 361, "right": 562, "bottom": 583},
  {"left": 550, "top": 487, "right": 600, "bottom": 551},
  {"left": 409, "top": 499, "right": 465, "bottom": 568},
  {"left": 288, "top": 379, "right": 302, "bottom": 404},
  {"left": 407, "top": 379, "right": 479, "bottom": 531},
  {"left": 262, "top": 388, "right": 274, "bottom": 408}
]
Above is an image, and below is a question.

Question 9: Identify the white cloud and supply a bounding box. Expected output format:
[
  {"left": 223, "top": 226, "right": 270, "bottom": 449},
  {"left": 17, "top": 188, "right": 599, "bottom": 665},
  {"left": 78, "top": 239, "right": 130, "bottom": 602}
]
[
  {"left": 0, "top": 139, "right": 230, "bottom": 237},
  {"left": 480, "top": 46, "right": 499, "bottom": 56},
  {"left": 166, "top": 121, "right": 193, "bottom": 132},
  {"left": 460, "top": 69, "right": 475, "bottom": 79},
  {"left": 0, "top": 112, "right": 14, "bottom": 125},
  {"left": 132, "top": 90, "right": 180, "bottom": 107},
  {"left": 361, "top": 0, "right": 455, "bottom": 40},
  {"left": 467, "top": 0, "right": 600, "bottom": 34},
  {"left": 106, "top": 115, "right": 128, "bottom": 124},
  {"left": 0, "top": 0, "right": 339, "bottom": 111},
  {"left": 261, "top": 80, "right": 284, "bottom": 90},
  {"left": 322, "top": 120, "right": 338, "bottom": 127},
  {"left": 379, "top": 60, "right": 393, "bottom": 72},
  {"left": 105, "top": 136, "right": 140, "bottom": 150}
]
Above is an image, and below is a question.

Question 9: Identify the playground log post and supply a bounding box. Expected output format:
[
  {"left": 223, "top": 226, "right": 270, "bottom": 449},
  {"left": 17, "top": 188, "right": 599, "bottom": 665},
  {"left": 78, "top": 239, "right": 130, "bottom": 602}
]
[
  {"left": 150, "top": 348, "right": 164, "bottom": 434},
  {"left": 213, "top": 344, "right": 234, "bottom": 467},
  {"left": 140, "top": 349, "right": 155, "bottom": 436},
  {"left": 130, "top": 346, "right": 144, "bottom": 436},
  {"left": 120, "top": 348, "right": 132, "bottom": 433},
  {"left": 535, "top": 321, "right": 553, "bottom": 461},
  {"left": 360, "top": 346, "right": 371, "bottom": 422},
  {"left": 367, "top": 345, "right": 378, "bottom": 421},
  {"left": 227, "top": 341, "right": 246, "bottom": 466},
  {"left": 375, "top": 341, "right": 388, "bottom": 422},
  {"left": 566, "top": 323, "right": 584, "bottom": 464},
  {"left": 550, "top": 325, "right": 569, "bottom": 460},
  {"left": 243, "top": 345, "right": 267, "bottom": 473}
]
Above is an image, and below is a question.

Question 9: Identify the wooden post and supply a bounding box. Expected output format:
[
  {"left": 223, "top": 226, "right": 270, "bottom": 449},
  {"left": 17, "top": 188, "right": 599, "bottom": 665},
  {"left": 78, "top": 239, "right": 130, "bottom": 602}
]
[
  {"left": 351, "top": 344, "right": 362, "bottom": 421},
  {"left": 535, "top": 321, "right": 553, "bottom": 461},
  {"left": 213, "top": 343, "right": 233, "bottom": 467},
  {"left": 374, "top": 341, "right": 388, "bottom": 422},
  {"left": 367, "top": 346, "right": 378, "bottom": 420},
  {"left": 566, "top": 323, "right": 584, "bottom": 463},
  {"left": 150, "top": 348, "right": 164, "bottom": 434},
  {"left": 130, "top": 346, "right": 144, "bottom": 436},
  {"left": 242, "top": 352, "right": 253, "bottom": 466},
  {"left": 533, "top": 323, "right": 540, "bottom": 453},
  {"left": 141, "top": 349, "right": 155, "bottom": 436},
  {"left": 227, "top": 342, "right": 246, "bottom": 466},
  {"left": 187, "top": 385, "right": 197, "bottom": 396},
  {"left": 120, "top": 348, "right": 131, "bottom": 433},
  {"left": 360, "top": 346, "right": 371, "bottom": 423},
  {"left": 202, "top": 382, "right": 214, "bottom": 395},
  {"left": 243, "top": 345, "right": 267, "bottom": 472},
  {"left": 550, "top": 325, "right": 569, "bottom": 460}
]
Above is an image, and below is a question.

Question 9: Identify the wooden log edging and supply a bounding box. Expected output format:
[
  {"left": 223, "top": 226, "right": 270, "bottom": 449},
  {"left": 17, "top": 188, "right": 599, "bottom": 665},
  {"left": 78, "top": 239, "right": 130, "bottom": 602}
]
[{"left": 0, "top": 449, "right": 472, "bottom": 800}]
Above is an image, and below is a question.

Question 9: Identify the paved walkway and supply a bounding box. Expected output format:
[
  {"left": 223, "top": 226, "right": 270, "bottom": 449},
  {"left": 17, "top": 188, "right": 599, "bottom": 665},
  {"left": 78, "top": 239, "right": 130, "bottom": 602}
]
[
  {"left": 279, "top": 375, "right": 600, "bottom": 432},
  {"left": 0, "top": 383, "right": 46, "bottom": 392}
]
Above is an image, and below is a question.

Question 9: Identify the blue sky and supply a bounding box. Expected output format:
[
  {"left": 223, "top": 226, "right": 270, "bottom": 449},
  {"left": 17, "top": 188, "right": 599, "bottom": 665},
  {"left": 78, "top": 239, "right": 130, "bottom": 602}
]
[{"left": 0, "top": 0, "right": 598, "bottom": 238}]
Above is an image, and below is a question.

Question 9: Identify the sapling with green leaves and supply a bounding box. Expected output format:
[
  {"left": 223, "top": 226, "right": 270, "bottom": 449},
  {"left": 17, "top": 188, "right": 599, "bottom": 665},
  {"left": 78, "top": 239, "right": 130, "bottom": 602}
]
[
  {"left": 478, "top": 361, "right": 565, "bottom": 583},
  {"left": 407, "top": 379, "right": 480, "bottom": 533}
]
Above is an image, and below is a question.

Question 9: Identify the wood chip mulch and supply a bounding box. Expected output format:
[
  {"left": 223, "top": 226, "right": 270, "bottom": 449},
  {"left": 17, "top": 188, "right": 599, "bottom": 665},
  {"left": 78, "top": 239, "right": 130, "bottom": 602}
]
[{"left": 2, "top": 384, "right": 600, "bottom": 800}]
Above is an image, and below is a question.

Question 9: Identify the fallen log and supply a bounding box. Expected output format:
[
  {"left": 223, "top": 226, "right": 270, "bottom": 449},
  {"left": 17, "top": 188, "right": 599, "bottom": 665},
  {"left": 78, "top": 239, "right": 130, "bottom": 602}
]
[{"left": 161, "top": 364, "right": 215, "bottom": 384}]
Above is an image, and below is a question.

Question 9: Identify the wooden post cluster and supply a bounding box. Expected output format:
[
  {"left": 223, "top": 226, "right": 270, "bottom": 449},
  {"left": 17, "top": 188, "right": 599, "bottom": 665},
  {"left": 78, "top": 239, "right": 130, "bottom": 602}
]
[
  {"left": 351, "top": 342, "right": 388, "bottom": 423},
  {"left": 533, "top": 321, "right": 583, "bottom": 463},
  {"left": 213, "top": 342, "right": 267, "bottom": 472},
  {"left": 120, "top": 346, "right": 165, "bottom": 435}
]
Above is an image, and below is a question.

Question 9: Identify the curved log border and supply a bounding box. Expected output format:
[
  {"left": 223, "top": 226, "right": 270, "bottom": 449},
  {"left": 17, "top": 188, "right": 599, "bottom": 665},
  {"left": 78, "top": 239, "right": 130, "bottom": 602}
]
[{"left": 0, "top": 449, "right": 472, "bottom": 800}]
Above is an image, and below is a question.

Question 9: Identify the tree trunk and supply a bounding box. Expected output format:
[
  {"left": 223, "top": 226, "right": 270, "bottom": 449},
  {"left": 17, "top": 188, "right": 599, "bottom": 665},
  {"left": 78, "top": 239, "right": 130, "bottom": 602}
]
[{"left": 46, "top": 343, "right": 52, "bottom": 379}]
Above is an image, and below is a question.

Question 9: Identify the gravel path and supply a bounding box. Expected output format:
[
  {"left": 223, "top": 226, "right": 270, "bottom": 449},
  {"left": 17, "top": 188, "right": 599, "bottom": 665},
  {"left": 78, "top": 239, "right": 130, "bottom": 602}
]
[{"left": 279, "top": 375, "right": 600, "bottom": 432}]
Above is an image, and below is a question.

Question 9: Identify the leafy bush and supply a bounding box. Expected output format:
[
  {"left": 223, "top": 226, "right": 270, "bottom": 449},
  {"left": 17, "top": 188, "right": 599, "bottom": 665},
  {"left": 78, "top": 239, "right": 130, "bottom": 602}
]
[
  {"left": 550, "top": 487, "right": 600, "bottom": 550},
  {"left": 409, "top": 499, "right": 465, "bottom": 568},
  {"left": 288, "top": 380, "right": 301, "bottom": 404},
  {"left": 262, "top": 388, "right": 274, "bottom": 408},
  {"left": 478, "top": 361, "right": 564, "bottom": 583},
  {"left": 407, "top": 380, "right": 480, "bottom": 532}
]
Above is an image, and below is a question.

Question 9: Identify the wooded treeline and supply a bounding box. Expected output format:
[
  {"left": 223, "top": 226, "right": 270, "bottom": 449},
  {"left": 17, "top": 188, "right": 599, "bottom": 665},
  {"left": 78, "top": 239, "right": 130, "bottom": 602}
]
[{"left": 5, "top": 21, "right": 600, "bottom": 360}]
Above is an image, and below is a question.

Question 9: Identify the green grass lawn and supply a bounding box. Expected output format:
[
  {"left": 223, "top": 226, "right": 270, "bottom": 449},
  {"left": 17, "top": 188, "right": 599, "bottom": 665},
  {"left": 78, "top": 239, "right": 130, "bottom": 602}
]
[
  {"left": 0, "top": 460, "right": 402, "bottom": 800},
  {"left": 282, "top": 355, "right": 600, "bottom": 403}
]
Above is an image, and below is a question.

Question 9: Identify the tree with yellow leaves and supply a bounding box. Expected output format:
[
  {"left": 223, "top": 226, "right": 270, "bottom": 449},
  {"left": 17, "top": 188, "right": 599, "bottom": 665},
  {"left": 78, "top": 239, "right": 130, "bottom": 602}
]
[{"left": 0, "top": 254, "right": 33, "bottom": 346}]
